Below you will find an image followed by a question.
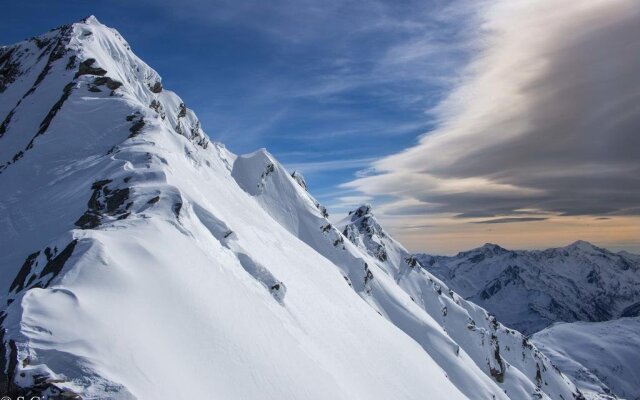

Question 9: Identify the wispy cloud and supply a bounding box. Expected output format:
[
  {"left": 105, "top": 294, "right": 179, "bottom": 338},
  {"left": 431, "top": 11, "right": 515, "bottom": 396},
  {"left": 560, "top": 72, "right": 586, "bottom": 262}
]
[
  {"left": 284, "top": 157, "right": 376, "bottom": 175},
  {"left": 472, "top": 217, "right": 548, "bottom": 224},
  {"left": 124, "top": 0, "right": 479, "bottom": 175},
  {"left": 347, "top": 0, "right": 640, "bottom": 221},
  {"left": 137, "top": 0, "right": 477, "bottom": 104}
]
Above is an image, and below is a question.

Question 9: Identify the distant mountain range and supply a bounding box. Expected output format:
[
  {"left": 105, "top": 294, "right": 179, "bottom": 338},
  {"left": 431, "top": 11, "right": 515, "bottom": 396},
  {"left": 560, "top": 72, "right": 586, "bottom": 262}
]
[
  {"left": 413, "top": 242, "right": 640, "bottom": 399},
  {"left": 415, "top": 241, "right": 640, "bottom": 334},
  {"left": 343, "top": 207, "right": 640, "bottom": 399}
]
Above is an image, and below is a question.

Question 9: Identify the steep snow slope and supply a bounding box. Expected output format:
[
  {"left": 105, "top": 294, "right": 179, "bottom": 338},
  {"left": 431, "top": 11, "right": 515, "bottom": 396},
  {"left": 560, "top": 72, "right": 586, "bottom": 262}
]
[
  {"left": 0, "top": 18, "right": 470, "bottom": 400},
  {"left": 532, "top": 317, "right": 640, "bottom": 400},
  {"left": 1, "top": 17, "right": 583, "bottom": 399},
  {"left": 415, "top": 242, "right": 640, "bottom": 334},
  {"left": 239, "top": 177, "right": 586, "bottom": 400}
]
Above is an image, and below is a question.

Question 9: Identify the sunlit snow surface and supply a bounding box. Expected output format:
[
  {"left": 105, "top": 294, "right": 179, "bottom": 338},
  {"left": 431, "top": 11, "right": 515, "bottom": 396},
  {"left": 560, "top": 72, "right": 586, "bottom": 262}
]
[
  {"left": 533, "top": 317, "right": 640, "bottom": 400},
  {"left": 0, "top": 17, "right": 587, "bottom": 399}
]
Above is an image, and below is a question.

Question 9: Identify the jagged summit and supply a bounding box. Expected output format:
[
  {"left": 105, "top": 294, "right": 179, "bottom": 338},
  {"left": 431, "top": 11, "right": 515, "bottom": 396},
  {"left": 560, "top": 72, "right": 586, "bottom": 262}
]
[
  {"left": 454, "top": 243, "right": 509, "bottom": 259},
  {"left": 83, "top": 14, "right": 100, "bottom": 24},
  {"left": 568, "top": 239, "right": 593, "bottom": 247},
  {"left": 348, "top": 203, "right": 373, "bottom": 218},
  {"left": 0, "top": 19, "right": 587, "bottom": 400},
  {"left": 0, "top": 14, "right": 209, "bottom": 178},
  {"left": 565, "top": 240, "right": 599, "bottom": 253},
  {"left": 339, "top": 203, "right": 401, "bottom": 269},
  {"left": 480, "top": 243, "right": 507, "bottom": 252}
]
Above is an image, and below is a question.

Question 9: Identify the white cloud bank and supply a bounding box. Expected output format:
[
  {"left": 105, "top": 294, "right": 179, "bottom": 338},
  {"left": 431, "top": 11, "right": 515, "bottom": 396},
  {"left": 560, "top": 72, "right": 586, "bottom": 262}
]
[{"left": 346, "top": 0, "right": 640, "bottom": 221}]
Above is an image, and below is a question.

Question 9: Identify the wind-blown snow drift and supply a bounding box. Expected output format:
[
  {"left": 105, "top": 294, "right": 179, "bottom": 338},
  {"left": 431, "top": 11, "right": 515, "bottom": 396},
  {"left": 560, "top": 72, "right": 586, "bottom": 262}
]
[{"left": 0, "top": 17, "right": 585, "bottom": 399}]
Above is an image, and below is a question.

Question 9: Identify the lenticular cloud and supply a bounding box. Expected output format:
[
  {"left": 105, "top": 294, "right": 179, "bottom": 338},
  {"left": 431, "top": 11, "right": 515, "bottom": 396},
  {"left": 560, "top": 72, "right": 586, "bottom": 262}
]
[{"left": 347, "top": 0, "right": 640, "bottom": 219}]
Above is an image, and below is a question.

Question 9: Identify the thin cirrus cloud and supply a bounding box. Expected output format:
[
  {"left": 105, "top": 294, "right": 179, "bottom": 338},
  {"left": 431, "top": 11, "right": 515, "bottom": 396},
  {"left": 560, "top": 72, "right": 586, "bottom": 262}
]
[
  {"left": 124, "top": 0, "right": 478, "bottom": 126},
  {"left": 473, "top": 217, "right": 548, "bottom": 224},
  {"left": 285, "top": 157, "right": 377, "bottom": 175},
  {"left": 345, "top": 0, "right": 640, "bottom": 222},
  {"left": 114, "top": 0, "right": 482, "bottom": 192}
]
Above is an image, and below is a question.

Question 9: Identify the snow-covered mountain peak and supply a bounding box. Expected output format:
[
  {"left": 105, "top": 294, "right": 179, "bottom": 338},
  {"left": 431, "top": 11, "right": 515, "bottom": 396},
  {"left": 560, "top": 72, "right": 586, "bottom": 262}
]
[
  {"left": 68, "top": 15, "right": 162, "bottom": 95},
  {"left": 1, "top": 13, "right": 208, "bottom": 175},
  {"left": 0, "top": 19, "right": 588, "bottom": 400},
  {"left": 342, "top": 204, "right": 387, "bottom": 239},
  {"left": 343, "top": 204, "right": 382, "bottom": 239},
  {"left": 339, "top": 204, "right": 403, "bottom": 268},
  {"left": 563, "top": 240, "right": 603, "bottom": 255},
  {"left": 456, "top": 243, "right": 509, "bottom": 259},
  {"left": 480, "top": 243, "right": 508, "bottom": 253},
  {"left": 83, "top": 14, "right": 100, "bottom": 24},
  {"left": 568, "top": 239, "right": 595, "bottom": 249},
  {"left": 348, "top": 203, "right": 374, "bottom": 219}
]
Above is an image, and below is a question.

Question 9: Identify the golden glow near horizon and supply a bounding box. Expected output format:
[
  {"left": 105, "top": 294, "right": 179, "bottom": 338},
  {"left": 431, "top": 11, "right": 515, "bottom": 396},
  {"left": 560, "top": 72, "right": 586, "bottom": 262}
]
[{"left": 380, "top": 214, "right": 640, "bottom": 255}]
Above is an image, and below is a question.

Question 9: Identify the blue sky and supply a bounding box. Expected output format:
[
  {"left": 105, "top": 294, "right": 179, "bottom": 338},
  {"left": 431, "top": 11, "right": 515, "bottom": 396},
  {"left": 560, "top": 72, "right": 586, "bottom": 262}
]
[
  {"left": 4, "top": 1, "right": 639, "bottom": 254},
  {"left": 1, "top": 0, "right": 471, "bottom": 207}
]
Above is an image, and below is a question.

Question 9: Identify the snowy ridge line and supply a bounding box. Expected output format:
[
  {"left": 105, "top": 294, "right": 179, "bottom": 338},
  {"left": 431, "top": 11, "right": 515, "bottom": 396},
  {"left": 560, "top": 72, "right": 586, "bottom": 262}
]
[
  {"left": 0, "top": 16, "right": 221, "bottom": 397},
  {"left": 0, "top": 24, "right": 75, "bottom": 172},
  {"left": 338, "top": 205, "right": 587, "bottom": 400},
  {"left": 0, "top": 16, "right": 209, "bottom": 176},
  {"left": 0, "top": 23, "right": 73, "bottom": 139},
  {"left": 233, "top": 149, "right": 586, "bottom": 399},
  {"left": 0, "top": 16, "right": 592, "bottom": 399}
]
